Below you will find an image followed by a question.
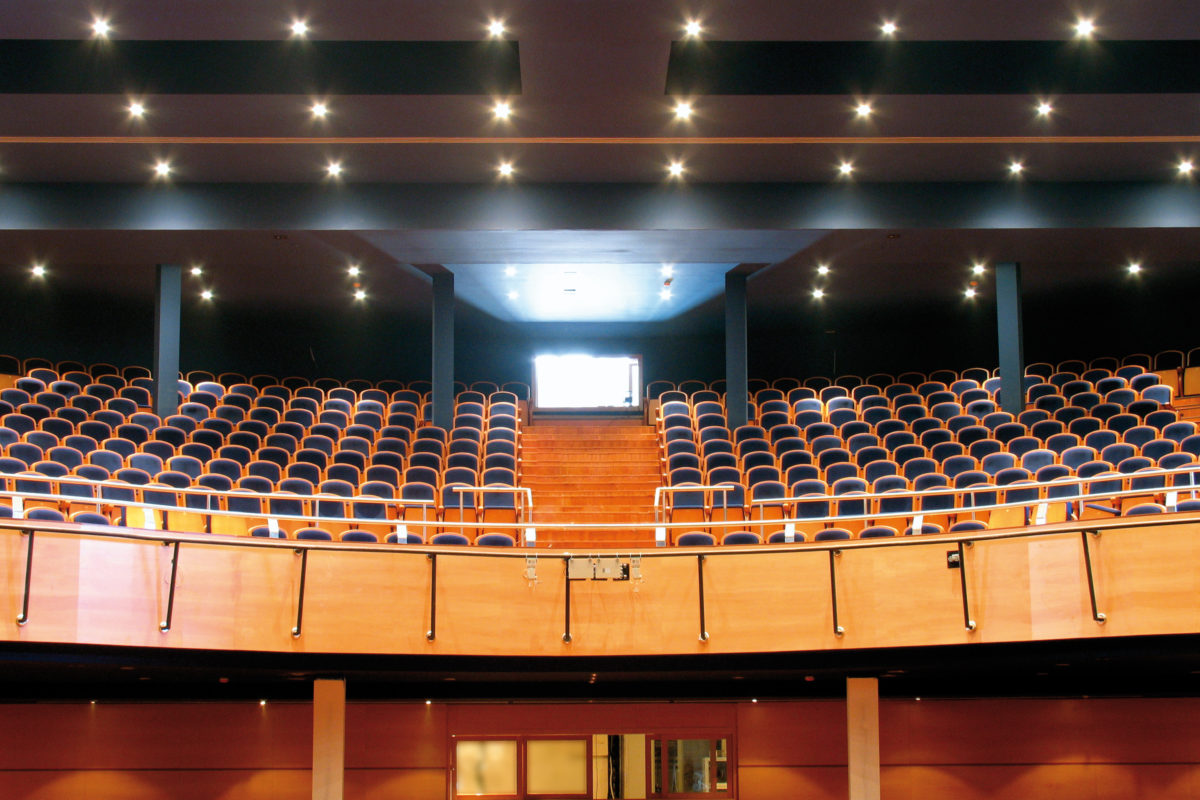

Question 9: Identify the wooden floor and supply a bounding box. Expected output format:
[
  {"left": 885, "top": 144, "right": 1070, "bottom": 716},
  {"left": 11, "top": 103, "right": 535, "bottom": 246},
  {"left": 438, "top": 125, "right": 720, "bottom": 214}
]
[{"left": 519, "top": 414, "right": 661, "bottom": 549}]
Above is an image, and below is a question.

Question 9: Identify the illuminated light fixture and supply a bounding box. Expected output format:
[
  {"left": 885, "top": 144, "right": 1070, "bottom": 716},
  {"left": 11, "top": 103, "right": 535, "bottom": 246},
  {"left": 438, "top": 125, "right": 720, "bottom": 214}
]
[
  {"left": 659, "top": 287, "right": 673, "bottom": 301},
  {"left": 425, "top": 699, "right": 432, "bottom": 706},
  {"left": 751, "top": 698, "right": 758, "bottom": 704},
  {"left": 1035, "top": 100, "right": 1054, "bottom": 117},
  {"left": 1008, "top": 160, "right": 1025, "bottom": 176},
  {"left": 507, "top": 290, "right": 519, "bottom": 300},
  {"left": 92, "top": 18, "right": 112, "bottom": 37},
  {"left": 31, "top": 263, "right": 46, "bottom": 278},
  {"left": 1073, "top": 17, "right": 1095, "bottom": 38},
  {"left": 854, "top": 101, "right": 873, "bottom": 118},
  {"left": 347, "top": 264, "right": 361, "bottom": 277},
  {"left": 660, "top": 263, "right": 675, "bottom": 277},
  {"left": 674, "top": 101, "right": 692, "bottom": 120},
  {"left": 353, "top": 288, "right": 366, "bottom": 301},
  {"left": 504, "top": 266, "right": 517, "bottom": 277},
  {"left": 816, "top": 264, "right": 830, "bottom": 276},
  {"left": 838, "top": 161, "right": 855, "bottom": 176},
  {"left": 153, "top": 160, "right": 172, "bottom": 178},
  {"left": 487, "top": 19, "right": 506, "bottom": 38},
  {"left": 1127, "top": 261, "right": 1142, "bottom": 274},
  {"left": 259, "top": 699, "right": 267, "bottom": 707},
  {"left": 326, "top": 161, "right": 343, "bottom": 178},
  {"left": 200, "top": 289, "right": 214, "bottom": 300},
  {"left": 964, "top": 286, "right": 977, "bottom": 298},
  {"left": 497, "top": 161, "right": 514, "bottom": 178},
  {"left": 811, "top": 288, "right": 825, "bottom": 299},
  {"left": 128, "top": 101, "right": 146, "bottom": 118},
  {"left": 310, "top": 101, "right": 328, "bottom": 118},
  {"left": 880, "top": 20, "right": 898, "bottom": 37},
  {"left": 1178, "top": 159, "right": 1194, "bottom": 176},
  {"left": 667, "top": 160, "right": 685, "bottom": 178},
  {"left": 190, "top": 265, "right": 203, "bottom": 276},
  {"left": 290, "top": 19, "right": 309, "bottom": 37},
  {"left": 684, "top": 20, "right": 703, "bottom": 38},
  {"left": 971, "top": 263, "right": 986, "bottom": 275},
  {"left": 493, "top": 100, "right": 512, "bottom": 120}
]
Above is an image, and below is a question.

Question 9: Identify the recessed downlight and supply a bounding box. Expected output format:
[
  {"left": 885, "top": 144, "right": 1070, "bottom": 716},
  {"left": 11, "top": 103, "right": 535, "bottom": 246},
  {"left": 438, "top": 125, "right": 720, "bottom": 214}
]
[
  {"left": 1073, "top": 17, "right": 1096, "bottom": 38},
  {"left": 128, "top": 101, "right": 146, "bottom": 118},
  {"left": 816, "top": 264, "right": 830, "bottom": 276},
  {"left": 153, "top": 160, "right": 172, "bottom": 178},
  {"left": 290, "top": 19, "right": 309, "bottom": 37},
  {"left": 971, "top": 263, "right": 987, "bottom": 275},
  {"left": 1008, "top": 160, "right": 1025, "bottom": 176},
  {"left": 854, "top": 101, "right": 873, "bottom": 118},
  {"left": 837, "top": 161, "right": 855, "bottom": 176},
  {"left": 310, "top": 101, "right": 328, "bottom": 119},
  {"left": 880, "top": 20, "right": 898, "bottom": 37},
  {"left": 353, "top": 289, "right": 366, "bottom": 301},
  {"left": 667, "top": 160, "right": 685, "bottom": 178},
  {"left": 504, "top": 266, "right": 517, "bottom": 277},
  {"left": 493, "top": 100, "right": 512, "bottom": 120},
  {"left": 200, "top": 289, "right": 214, "bottom": 301},
  {"left": 660, "top": 263, "right": 675, "bottom": 277},
  {"left": 1035, "top": 100, "right": 1054, "bottom": 117},
  {"left": 811, "top": 288, "right": 825, "bottom": 299},
  {"left": 497, "top": 161, "right": 514, "bottom": 178},
  {"left": 190, "top": 265, "right": 203, "bottom": 276},
  {"left": 31, "top": 263, "right": 46, "bottom": 278},
  {"left": 487, "top": 19, "right": 506, "bottom": 38},
  {"left": 1127, "top": 261, "right": 1142, "bottom": 274},
  {"left": 347, "top": 265, "right": 361, "bottom": 277},
  {"left": 1178, "top": 159, "right": 1194, "bottom": 176},
  {"left": 683, "top": 20, "right": 703, "bottom": 38},
  {"left": 964, "top": 286, "right": 977, "bottom": 299},
  {"left": 326, "top": 161, "right": 343, "bottom": 178},
  {"left": 507, "top": 290, "right": 519, "bottom": 300},
  {"left": 659, "top": 287, "right": 673, "bottom": 301},
  {"left": 674, "top": 101, "right": 693, "bottom": 120},
  {"left": 91, "top": 18, "right": 112, "bottom": 37}
]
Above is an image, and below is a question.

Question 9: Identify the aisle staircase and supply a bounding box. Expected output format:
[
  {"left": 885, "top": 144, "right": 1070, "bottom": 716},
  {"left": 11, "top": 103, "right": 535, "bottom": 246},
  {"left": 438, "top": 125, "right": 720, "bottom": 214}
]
[{"left": 519, "top": 414, "right": 661, "bottom": 549}]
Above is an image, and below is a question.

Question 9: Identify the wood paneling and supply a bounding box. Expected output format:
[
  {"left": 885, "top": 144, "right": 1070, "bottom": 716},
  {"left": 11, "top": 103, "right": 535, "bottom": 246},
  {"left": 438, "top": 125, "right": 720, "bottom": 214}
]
[{"left": 2, "top": 519, "right": 1199, "bottom": 657}]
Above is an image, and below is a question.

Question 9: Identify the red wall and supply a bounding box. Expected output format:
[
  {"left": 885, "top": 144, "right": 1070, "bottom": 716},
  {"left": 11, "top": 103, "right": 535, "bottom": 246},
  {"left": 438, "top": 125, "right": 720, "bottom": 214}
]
[{"left": 0, "top": 697, "right": 1197, "bottom": 799}]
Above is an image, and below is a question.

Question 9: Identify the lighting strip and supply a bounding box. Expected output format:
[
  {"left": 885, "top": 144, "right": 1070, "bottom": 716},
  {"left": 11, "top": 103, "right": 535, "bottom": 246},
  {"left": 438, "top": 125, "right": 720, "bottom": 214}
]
[{"left": 2, "top": 135, "right": 1200, "bottom": 145}]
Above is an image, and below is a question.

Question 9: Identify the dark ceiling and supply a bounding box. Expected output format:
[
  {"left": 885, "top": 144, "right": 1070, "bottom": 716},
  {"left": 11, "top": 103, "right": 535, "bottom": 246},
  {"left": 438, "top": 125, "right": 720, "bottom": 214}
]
[{"left": 1, "top": 0, "right": 1198, "bottom": 326}]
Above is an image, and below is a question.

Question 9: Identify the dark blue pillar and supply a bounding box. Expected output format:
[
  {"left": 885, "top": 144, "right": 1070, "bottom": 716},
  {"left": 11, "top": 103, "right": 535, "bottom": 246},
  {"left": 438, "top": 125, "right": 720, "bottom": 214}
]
[
  {"left": 152, "top": 263, "right": 182, "bottom": 418},
  {"left": 725, "top": 272, "right": 749, "bottom": 431},
  {"left": 995, "top": 262, "right": 1025, "bottom": 417},
  {"left": 431, "top": 273, "right": 455, "bottom": 430}
]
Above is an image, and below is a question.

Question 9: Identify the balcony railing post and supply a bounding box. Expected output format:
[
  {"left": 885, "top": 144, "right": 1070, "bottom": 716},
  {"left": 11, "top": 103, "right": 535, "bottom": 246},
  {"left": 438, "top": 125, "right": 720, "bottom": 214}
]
[{"left": 1081, "top": 530, "right": 1106, "bottom": 623}]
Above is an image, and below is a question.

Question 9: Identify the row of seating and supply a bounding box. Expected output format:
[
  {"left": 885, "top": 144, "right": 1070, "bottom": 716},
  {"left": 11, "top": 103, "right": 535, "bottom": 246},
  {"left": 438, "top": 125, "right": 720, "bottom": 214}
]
[
  {"left": 644, "top": 347, "right": 1198, "bottom": 401},
  {"left": 0, "top": 356, "right": 530, "bottom": 402}
]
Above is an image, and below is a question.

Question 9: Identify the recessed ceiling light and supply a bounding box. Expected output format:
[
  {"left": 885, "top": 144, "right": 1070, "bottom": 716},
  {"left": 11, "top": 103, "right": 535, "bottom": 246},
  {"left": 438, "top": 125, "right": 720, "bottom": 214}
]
[
  {"left": 91, "top": 18, "right": 112, "bottom": 37},
  {"left": 1008, "top": 160, "right": 1025, "bottom": 176},
  {"left": 504, "top": 266, "right": 516, "bottom": 277},
  {"left": 816, "top": 264, "right": 830, "bottom": 276},
  {"left": 854, "top": 101, "right": 873, "bottom": 118},
  {"left": 127, "top": 101, "right": 146, "bottom": 118},
  {"left": 811, "top": 288, "right": 825, "bottom": 299},
  {"left": 1178, "top": 159, "right": 1194, "bottom": 176},
  {"left": 347, "top": 265, "right": 360, "bottom": 277},
  {"left": 487, "top": 19, "right": 506, "bottom": 38},
  {"left": 1127, "top": 261, "right": 1142, "bottom": 274},
  {"left": 659, "top": 287, "right": 673, "bottom": 301},
  {"left": 190, "top": 265, "right": 203, "bottom": 276},
  {"left": 290, "top": 19, "right": 309, "bottom": 37},
  {"left": 310, "top": 101, "right": 328, "bottom": 118},
  {"left": 1073, "top": 18, "right": 1095, "bottom": 38},
  {"left": 200, "top": 289, "right": 214, "bottom": 300},
  {"left": 1035, "top": 100, "right": 1054, "bottom": 117},
  {"left": 497, "top": 161, "right": 514, "bottom": 178},
  {"left": 880, "top": 21, "right": 898, "bottom": 37},
  {"left": 661, "top": 263, "right": 675, "bottom": 277},
  {"left": 971, "top": 263, "right": 986, "bottom": 275},
  {"left": 674, "top": 101, "right": 692, "bottom": 120},
  {"left": 493, "top": 100, "right": 512, "bottom": 120},
  {"left": 353, "top": 289, "right": 366, "bottom": 301},
  {"left": 684, "top": 20, "right": 703, "bottom": 38},
  {"left": 153, "top": 160, "right": 172, "bottom": 178},
  {"left": 326, "top": 161, "right": 343, "bottom": 178},
  {"left": 667, "top": 161, "right": 685, "bottom": 178},
  {"left": 964, "top": 286, "right": 977, "bottom": 298},
  {"left": 838, "top": 161, "right": 855, "bottom": 176},
  {"left": 30, "top": 263, "right": 46, "bottom": 278},
  {"left": 507, "top": 290, "right": 519, "bottom": 300}
]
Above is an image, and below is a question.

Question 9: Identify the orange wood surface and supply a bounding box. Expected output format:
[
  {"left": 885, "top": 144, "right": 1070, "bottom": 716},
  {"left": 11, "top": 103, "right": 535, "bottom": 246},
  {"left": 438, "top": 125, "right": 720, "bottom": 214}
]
[{"left": 2, "top": 517, "right": 1199, "bottom": 657}]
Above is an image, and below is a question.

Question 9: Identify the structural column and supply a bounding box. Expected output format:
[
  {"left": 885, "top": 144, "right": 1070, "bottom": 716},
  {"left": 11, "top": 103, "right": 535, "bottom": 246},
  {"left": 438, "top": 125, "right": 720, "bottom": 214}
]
[
  {"left": 431, "top": 272, "right": 455, "bottom": 430},
  {"left": 152, "top": 263, "right": 182, "bottom": 418},
  {"left": 312, "top": 678, "right": 346, "bottom": 800},
  {"left": 994, "top": 262, "right": 1025, "bottom": 417},
  {"left": 846, "top": 677, "right": 881, "bottom": 800},
  {"left": 725, "top": 272, "right": 749, "bottom": 430}
]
